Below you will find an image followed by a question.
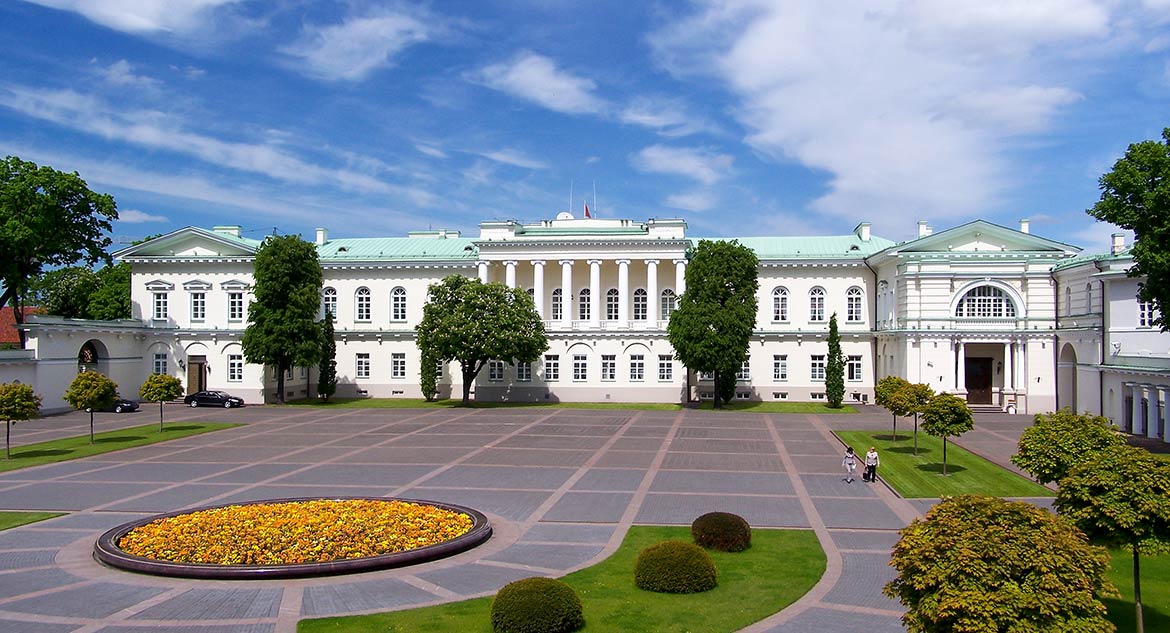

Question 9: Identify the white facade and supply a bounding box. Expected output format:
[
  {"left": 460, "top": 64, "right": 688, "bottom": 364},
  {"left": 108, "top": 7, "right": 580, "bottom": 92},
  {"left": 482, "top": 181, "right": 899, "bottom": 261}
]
[{"left": 12, "top": 214, "right": 1163, "bottom": 426}]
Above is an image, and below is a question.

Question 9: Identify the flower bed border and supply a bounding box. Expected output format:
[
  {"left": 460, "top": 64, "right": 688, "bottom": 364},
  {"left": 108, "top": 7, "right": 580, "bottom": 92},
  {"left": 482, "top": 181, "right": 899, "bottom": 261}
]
[{"left": 93, "top": 496, "right": 492, "bottom": 580}]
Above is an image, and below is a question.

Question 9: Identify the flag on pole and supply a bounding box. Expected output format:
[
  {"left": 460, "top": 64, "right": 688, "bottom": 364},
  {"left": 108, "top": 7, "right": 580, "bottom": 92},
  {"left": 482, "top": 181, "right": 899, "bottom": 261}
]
[{"left": 584, "top": 200, "right": 591, "bottom": 218}]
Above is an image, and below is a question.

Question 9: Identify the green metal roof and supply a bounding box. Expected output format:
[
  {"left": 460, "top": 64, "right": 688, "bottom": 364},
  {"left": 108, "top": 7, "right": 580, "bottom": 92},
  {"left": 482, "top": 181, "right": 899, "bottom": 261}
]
[
  {"left": 318, "top": 237, "right": 478, "bottom": 261},
  {"left": 708, "top": 235, "right": 897, "bottom": 259},
  {"left": 1051, "top": 248, "right": 1132, "bottom": 272}
]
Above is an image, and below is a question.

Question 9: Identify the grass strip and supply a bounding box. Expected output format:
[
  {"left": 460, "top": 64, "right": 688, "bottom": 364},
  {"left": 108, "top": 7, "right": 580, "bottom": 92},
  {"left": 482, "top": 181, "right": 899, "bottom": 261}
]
[
  {"left": 835, "top": 430, "right": 1051, "bottom": 498},
  {"left": 286, "top": 398, "right": 856, "bottom": 413},
  {"left": 0, "top": 423, "right": 238, "bottom": 473},
  {"left": 0, "top": 511, "right": 65, "bottom": 531},
  {"left": 1103, "top": 549, "right": 1170, "bottom": 633},
  {"left": 298, "top": 526, "right": 825, "bottom": 633}
]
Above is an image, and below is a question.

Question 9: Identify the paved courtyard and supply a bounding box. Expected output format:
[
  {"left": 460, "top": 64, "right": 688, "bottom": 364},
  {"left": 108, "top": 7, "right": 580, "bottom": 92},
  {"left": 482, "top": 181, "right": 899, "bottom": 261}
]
[{"left": 0, "top": 405, "right": 1042, "bottom": 633}]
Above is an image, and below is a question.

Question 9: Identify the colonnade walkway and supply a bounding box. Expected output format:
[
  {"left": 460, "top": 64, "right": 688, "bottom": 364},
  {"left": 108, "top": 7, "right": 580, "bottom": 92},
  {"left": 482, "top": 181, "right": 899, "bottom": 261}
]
[{"left": 0, "top": 404, "right": 1043, "bottom": 633}]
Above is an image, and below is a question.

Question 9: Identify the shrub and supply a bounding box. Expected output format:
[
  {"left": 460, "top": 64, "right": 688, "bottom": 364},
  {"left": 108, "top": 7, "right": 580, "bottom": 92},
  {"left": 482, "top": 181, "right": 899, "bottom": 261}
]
[
  {"left": 491, "top": 577, "right": 584, "bottom": 633},
  {"left": 692, "top": 511, "right": 752, "bottom": 552},
  {"left": 634, "top": 540, "right": 717, "bottom": 593}
]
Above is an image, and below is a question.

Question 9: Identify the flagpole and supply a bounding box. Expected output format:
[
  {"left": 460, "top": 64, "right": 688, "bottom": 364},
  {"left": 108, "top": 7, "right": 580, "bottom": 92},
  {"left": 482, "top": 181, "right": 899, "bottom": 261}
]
[
  {"left": 593, "top": 180, "right": 597, "bottom": 218},
  {"left": 569, "top": 180, "right": 574, "bottom": 217}
]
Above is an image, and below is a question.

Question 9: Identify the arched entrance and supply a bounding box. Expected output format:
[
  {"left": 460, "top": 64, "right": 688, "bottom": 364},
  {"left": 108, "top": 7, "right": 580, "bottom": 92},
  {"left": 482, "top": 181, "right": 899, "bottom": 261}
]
[
  {"left": 1058, "top": 344, "right": 1077, "bottom": 412},
  {"left": 77, "top": 339, "right": 110, "bottom": 376}
]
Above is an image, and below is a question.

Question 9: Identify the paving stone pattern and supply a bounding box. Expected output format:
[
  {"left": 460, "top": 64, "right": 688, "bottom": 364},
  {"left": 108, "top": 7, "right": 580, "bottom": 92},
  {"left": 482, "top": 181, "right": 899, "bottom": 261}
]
[{"left": 0, "top": 404, "right": 1045, "bottom": 632}]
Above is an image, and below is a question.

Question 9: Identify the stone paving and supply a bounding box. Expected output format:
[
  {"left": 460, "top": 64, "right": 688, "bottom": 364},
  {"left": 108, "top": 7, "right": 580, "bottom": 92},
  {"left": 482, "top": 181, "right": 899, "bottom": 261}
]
[{"left": 0, "top": 404, "right": 1044, "bottom": 633}]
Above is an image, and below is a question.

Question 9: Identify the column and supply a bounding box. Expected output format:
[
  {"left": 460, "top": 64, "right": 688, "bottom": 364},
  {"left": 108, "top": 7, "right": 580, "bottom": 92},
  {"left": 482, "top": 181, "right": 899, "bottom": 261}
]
[
  {"left": 1160, "top": 388, "right": 1169, "bottom": 443},
  {"left": 674, "top": 259, "right": 687, "bottom": 296},
  {"left": 504, "top": 261, "right": 517, "bottom": 288},
  {"left": 560, "top": 260, "right": 573, "bottom": 328},
  {"left": 1132, "top": 384, "right": 1145, "bottom": 435},
  {"left": 477, "top": 261, "right": 488, "bottom": 283},
  {"left": 955, "top": 341, "right": 965, "bottom": 391},
  {"left": 532, "top": 260, "right": 545, "bottom": 319},
  {"left": 1147, "top": 385, "right": 1159, "bottom": 440},
  {"left": 588, "top": 259, "right": 602, "bottom": 327},
  {"left": 1011, "top": 342, "right": 1020, "bottom": 392},
  {"left": 645, "top": 259, "right": 659, "bottom": 328},
  {"left": 617, "top": 259, "right": 630, "bottom": 323},
  {"left": 1003, "top": 342, "right": 1014, "bottom": 392}
]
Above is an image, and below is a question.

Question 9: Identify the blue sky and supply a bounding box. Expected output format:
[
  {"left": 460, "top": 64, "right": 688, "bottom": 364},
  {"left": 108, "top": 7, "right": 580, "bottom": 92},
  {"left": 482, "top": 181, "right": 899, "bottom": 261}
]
[{"left": 2, "top": 1, "right": 1169, "bottom": 254}]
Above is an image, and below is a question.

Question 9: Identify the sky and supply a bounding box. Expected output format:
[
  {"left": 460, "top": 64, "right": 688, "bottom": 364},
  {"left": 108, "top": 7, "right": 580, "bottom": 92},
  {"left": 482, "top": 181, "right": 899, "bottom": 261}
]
[{"left": 2, "top": 1, "right": 1169, "bottom": 254}]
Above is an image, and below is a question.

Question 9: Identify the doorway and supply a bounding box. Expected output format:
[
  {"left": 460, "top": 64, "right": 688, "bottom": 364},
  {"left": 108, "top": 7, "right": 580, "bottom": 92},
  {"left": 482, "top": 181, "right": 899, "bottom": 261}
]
[
  {"left": 187, "top": 356, "right": 207, "bottom": 394},
  {"left": 965, "top": 357, "right": 993, "bottom": 404}
]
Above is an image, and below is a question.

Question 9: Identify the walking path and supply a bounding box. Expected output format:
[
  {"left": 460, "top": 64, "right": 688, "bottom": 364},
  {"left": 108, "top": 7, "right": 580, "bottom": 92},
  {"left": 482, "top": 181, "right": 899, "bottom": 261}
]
[{"left": 0, "top": 405, "right": 1041, "bottom": 633}]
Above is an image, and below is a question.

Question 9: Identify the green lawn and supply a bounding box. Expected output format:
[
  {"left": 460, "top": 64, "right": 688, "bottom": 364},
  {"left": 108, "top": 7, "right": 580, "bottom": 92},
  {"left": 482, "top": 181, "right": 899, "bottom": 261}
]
[
  {"left": 1104, "top": 549, "right": 1170, "bottom": 633},
  {"left": 835, "top": 430, "right": 1051, "bottom": 498},
  {"left": 286, "top": 398, "right": 856, "bottom": 413},
  {"left": 0, "top": 423, "right": 238, "bottom": 473},
  {"left": 299, "top": 526, "right": 825, "bottom": 633},
  {"left": 0, "top": 511, "right": 64, "bottom": 531},
  {"left": 691, "top": 401, "right": 856, "bottom": 414}
]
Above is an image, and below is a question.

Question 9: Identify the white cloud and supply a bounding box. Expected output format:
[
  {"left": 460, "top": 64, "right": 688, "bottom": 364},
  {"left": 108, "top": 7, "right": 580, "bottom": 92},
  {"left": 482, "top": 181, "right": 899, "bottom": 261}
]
[
  {"left": 280, "top": 9, "right": 433, "bottom": 82},
  {"left": 415, "top": 143, "right": 448, "bottom": 159},
  {"left": 477, "top": 148, "right": 548, "bottom": 170},
  {"left": 632, "top": 145, "right": 732, "bottom": 185},
  {"left": 26, "top": 0, "right": 239, "bottom": 34},
  {"left": 117, "top": 208, "right": 168, "bottom": 223},
  {"left": 96, "top": 60, "right": 159, "bottom": 88},
  {"left": 620, "top": 97, "right": 708, "bottom": 137},
  {"left": 946, "top": 86, "right": 1082, "bottom": 134},
  {"left": 665, "top": 191, "right": 716, "bottom": 212},
  {"left": 472, "top": 52, "right": 606, "bottom": 115}
]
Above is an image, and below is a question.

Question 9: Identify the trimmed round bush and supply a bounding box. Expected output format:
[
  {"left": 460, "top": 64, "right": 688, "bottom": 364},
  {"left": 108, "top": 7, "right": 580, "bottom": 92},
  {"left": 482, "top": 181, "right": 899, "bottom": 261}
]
[
  {"left": 692, "top": 511, "right": 752, "bottom": 552},
  {"left": 634, "top": 540, "right": 717, "bottom": 594},
  {"left": 491, "top": 576, "right": 584, "bottom": 633}
]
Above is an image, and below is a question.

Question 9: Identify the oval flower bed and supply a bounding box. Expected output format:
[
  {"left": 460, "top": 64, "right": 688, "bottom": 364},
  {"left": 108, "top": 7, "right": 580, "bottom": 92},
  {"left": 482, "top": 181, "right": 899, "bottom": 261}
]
[{"left": 94, "top": 497, "right": 492, "bottom": 579}]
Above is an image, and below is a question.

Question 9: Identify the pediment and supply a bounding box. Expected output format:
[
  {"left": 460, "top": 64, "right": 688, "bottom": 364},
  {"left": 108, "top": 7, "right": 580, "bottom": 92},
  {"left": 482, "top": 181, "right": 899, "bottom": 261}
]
[
  {"left": 114, "top": 227, "right": 259, "bottom": 259},
  {"left": 897, "top": 220, "right": 1079, "bottom": 255}
]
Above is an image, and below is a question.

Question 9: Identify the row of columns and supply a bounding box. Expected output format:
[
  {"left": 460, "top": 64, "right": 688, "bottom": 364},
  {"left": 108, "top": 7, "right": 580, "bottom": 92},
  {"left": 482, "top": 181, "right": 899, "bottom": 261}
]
[
  {"left": 478, "top": 258, "right": 687, "bottom": 326},
  {"left": 1128, "top": 383, "right": 1168, "bottom": 441}
]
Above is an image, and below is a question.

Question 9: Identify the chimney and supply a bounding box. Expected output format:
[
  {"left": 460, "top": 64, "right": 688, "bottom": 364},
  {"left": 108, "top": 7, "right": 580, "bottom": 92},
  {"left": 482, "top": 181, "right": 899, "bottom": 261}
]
[
  {"left": 1111, "top": 233, "right": 1125, "bottom": 255},
  {"left": 1019, "top": 218, "right": 1030, "bottom": 234},
  {"left": 213, "top": 225, "right": 241, "bottom": 238},
  {"left": 917, "top": 220, "right": 932, "bottom": 238},
  {"left": 854, "top": 221, "right": 871, "bottom": 242},
  {"left": 315, "top": 227, "right": 328, "bottom": 245}
]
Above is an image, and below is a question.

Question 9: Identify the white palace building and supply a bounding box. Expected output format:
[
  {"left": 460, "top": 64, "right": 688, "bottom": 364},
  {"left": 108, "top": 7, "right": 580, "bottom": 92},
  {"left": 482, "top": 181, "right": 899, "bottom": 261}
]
[{"left": 2, "top": 212, "right": 1167, "bottom": 441}]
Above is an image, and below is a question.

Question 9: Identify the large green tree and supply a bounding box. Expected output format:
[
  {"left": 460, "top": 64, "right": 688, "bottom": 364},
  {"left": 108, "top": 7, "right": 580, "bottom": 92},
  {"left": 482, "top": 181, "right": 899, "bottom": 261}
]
[
  {"left": 317, "top": 309, "right": 337, "bottom": 402},
  {"left": 825, "top": 313, "right": 844, "bottom": 408},
  {"left": 63, "top": 371, "right": 117, "bottom": 444},
  {"left": 25, "top": 262, "right": 130, "bottom": 321},
  {"left": 1087, "top": 128, "right": 1170, "bottom": 331},
  {"left": 1011, "top": 409, "right": 1124, "bottom": 485},
  {"left": 241, "top": 235, "right": 323, "bottom": 404},
  {"left": 666, "top": 240, "right": 759, "bottom": 409},
  {"left": 1056, "top": 444, "right": 1170, "bottom": 633},
  {"left": 416, "top": 275, "right": 548, "bottom": 406},
  {"left": 875, "top": 375, "right": 911, "bottom": 440},
  {"left": 0, "top": 382, "right": 41, "bottom": 459},
  {"left": 0, "top": 156, "right": 118, "bottom": 344},
  {"left": 138, "top": 374, "right": 183, "bottom": 432},
  {"left": 885, "top": 495, "right": 1116, "bottom": 633},
  {"left": 87, "top": 262, "right": 131, "bottom": 320},
  {"left": 919, "top": 392, "right": 973, "bottom": 476}
]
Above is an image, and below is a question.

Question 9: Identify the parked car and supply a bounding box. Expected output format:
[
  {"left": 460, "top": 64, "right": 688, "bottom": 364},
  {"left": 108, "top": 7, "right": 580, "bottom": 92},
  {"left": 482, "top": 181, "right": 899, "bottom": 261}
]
[
  {"left": 184, "top": 390, "right": 245, "bottom": 408},
  {"left": 101, "top": 398, "right": 140, "bottom": 414}
]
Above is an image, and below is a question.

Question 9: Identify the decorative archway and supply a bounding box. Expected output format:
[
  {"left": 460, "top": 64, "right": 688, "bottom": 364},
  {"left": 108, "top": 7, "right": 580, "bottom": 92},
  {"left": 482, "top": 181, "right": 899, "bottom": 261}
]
[
  {"left": 1057, "top": 343, "right": 1077, "bottom": 412},
  {"left": 77, "top": 339, "right": 110, "bottom": 375}
]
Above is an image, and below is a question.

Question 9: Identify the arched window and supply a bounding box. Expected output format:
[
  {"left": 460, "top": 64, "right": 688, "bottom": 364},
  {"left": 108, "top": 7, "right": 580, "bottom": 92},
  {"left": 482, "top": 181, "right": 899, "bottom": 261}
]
[
  {"left": 551, "top": 288, "right": 563, "bottom": 321},
  {"left": 954, "top": 285, "right": 1017, "bottom": 318},
  {"left": 661, "top": 289, "right": 677, "bottom": 321},
  {"left": 633, "top": 288, "right": 648, "bottom": 320},
  {"left": 1085, "top": 283, "right": 1092, "bottom": 313},
  {"left": 390, "top": 287, "right": 407, "bottom": 321},
  {"left": 606, "top": 288, "right": 620, "bottom": 320},
  {"left": 322, "top": 287, "right": 337, "bottom": 317},
  {"left": 809, "top": 287, "right": 825, "bottom": 322},
  {"left": 355, "top": 287, "right": 371, "bottom": 322},
  {"left": 1065, "top": 287, "right": 1072, "bottom": 316},
  {"left": 846, "top": 287, "right": 863, "bottom": 322},
  {"left": 578, "top": 288, "right": 591, "bottom": 320},
  {"left": 772, "top": 287, "right": 789, "bottom": 322}
]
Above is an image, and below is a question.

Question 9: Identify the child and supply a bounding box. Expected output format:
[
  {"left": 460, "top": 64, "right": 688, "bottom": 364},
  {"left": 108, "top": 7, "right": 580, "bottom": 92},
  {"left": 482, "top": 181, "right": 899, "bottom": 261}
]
[{"left": 842, "top": 446, "right": 858, "bottom": 484}]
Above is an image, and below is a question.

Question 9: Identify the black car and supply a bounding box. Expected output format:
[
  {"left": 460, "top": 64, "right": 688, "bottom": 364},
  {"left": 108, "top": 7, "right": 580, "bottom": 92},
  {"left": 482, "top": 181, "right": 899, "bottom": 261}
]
[
  {"left": 101, "top": 398, "right": 140, "bottom": 414},
  {"left": 184, "top": 390, "right": 245, "bottom": 408}
]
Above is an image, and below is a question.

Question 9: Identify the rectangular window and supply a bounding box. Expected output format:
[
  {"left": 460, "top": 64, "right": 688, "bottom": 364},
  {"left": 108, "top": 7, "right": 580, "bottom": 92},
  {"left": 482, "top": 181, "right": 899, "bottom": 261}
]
[
  {"left": 228, "top": 354, "right": 243, "bottom": 382},
  {"left": 516, "top": 361, "right": 531, "bottom": 382},
  {"left": 773, "top": 392, "right": 789, "bottom": 400},
  {"left": 606, "top": 291, "right": 619, "bottom": 320},
  {"left": 228, "top": 292, "right": 244, "bottom": 321},
  {"left": 810, "top": 355, "right": 826, "bottom": 381},
  {"left": 736, "top": 359, "right": 750, "bottom": 382},
  {"left": 630, "top": 354, "right": 644, "bottom": 381},
  {"left": 190, "top": 292, "right": 205, "bottom": 321},
  {"left": 356, "top": 292, "right": 371, "bottom": 322},
  {"left": 544, "top": 354, "right": 560, "bottom": 381},
  {"left": 286, "top": 367, "right": 293, "bottom": 380},
  {"left": 1139, "top": 301, "right": 1155, "bottom": 327},
  {"left": 153, "top": 353, "right": 167, "bottom": 375},
  {"left": 699, "top": 371, "right": 713, "bottom": 381},
  {"left": 551, "top": 291, "right": 563, "bottom": 321},
  {"left": 301, "top": 366, "right": 308, "bottom": 378},
  {"left": 153, "top": 292, "right": 168, "bottom": 320},
  {"left": 633, "top": 292, "right": 647, "bottom": 320},
  {"left": 392, "top": 353, "right": 407, "bottom": 379},
  {"left": 578, "top": 292, "right": 590, "bottom": 321},
  {"left": 573, "top": 354, "right": 588, "bottom": 381},
  {"left": 601, "top": 354, "right": 615, "bottom": 381},
  {"left": 488, "top": 359, "right": 504, "bottom": 381},
  {"left": 658, "top": 355, "right": 674, "bottom": 381},
  {"left": 847, "top": 355, "right": 863, "bottom": 381},
  {"left": 773, "top": 354, "right": 788, "bottom": 381},
  {"left": 811, "top": 392, "right": 826, "bottom": 400},
  {"left": 356, "top": 353, "right": 370, "bottom": 379},
  {"left": 810, "top": 295, "right": 824, "bottom": 322}
]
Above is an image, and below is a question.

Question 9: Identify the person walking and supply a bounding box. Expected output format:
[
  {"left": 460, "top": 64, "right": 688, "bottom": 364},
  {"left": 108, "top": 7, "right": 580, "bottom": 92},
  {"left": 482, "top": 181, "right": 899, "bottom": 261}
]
[
  {"left": 863, "top": 446, "right": 880, "bottom": 483},
  {"left": 842, "top": 446, "right": 858, "bottom": 484}
]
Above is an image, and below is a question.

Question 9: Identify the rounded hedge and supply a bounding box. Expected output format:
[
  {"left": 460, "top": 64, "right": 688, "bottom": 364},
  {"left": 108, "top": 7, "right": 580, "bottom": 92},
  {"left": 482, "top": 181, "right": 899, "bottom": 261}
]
[
  {"left": 692, "top": 511, "right": 752, "bottom": 552},
  {"left": 634, "top": 540, "right": 717, "bottom": 594},
  {"left": 491, "top": 577, "right": 584, "bottom": 633}
]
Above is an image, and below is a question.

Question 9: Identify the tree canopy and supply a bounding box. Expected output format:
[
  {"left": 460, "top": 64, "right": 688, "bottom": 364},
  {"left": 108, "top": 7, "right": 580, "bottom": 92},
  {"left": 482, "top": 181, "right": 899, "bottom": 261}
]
[
  {"left": 26, "top": 262, "right": 130, "bottom": 321},
  {"left": 0, "top": 156, "right": 118, "bottom": 343},
  {"left": 875, "top": 375, "right": 911, "bottom": 439},
  {"left": 825, "top": 313, "right": 844, "bottom": 408},
  {"left": 0, "top": 382, "right": 41, "bottom": 459},
  {"left": 63, "top": 371, "right": 117, "bottom": 444},
  {"left": 1087, "top": 127, "right": 1170, "bottom": 331},
  {"left": 241, "top": 235, "right": 323, "bottom": 404},
  {"left": 885, "top": 495, "right": 1116, "bottom": 633},
  {"left": 1011, "top": 408, "right": 1124, "bottom": 485},
  {"left": 666, "top": 240, "right": 759, "bottom": 408},
  {"left": 416, "top": 275, "right": 548, "bottom": 406},
  {"left": 920, "top": 393, "right": 973, "bottom": 476},
  {"left": 139, "top": 374, "right": 183, "bottom": 432}
]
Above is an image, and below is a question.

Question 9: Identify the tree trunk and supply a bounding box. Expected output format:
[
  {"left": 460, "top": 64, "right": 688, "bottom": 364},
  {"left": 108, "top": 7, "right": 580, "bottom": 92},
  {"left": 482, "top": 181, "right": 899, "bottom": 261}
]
[
  {"left": 5, "top": 421, "right": 10, "bottom": 459},
  {"left": 276, "top": 363, "right": 287, "bottom": 404},
  {"left": 461, "top": 364, "right": 475, "bottom": 406},
  {"left": 1134, "top": 545, "right": 1144, "bottom": 633},
  {"left": 891, "top": 415, "right": 897, "bottom": 441},
  {"left": 713, "top": 372, "right": 722, "bottom": 409},
  {"left": 942, "top": 437, "right": 948, "bottom": 476},
  {"left": 158, "top": 401, "right": 164, "bottom": 432},
  {"left": 89, "top": 410, "right": 95, "bottom": 444},
  {"left": 913, "top": 413, "right": 919, "bottom": 456}
]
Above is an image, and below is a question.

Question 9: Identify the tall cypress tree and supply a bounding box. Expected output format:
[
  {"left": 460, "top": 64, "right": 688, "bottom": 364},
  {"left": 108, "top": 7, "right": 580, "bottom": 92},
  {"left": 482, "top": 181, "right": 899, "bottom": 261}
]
[
  {"left": 317, "top": 309, "right": 337, "bottom": 401},
  {"left": 826, "top": 313, "right": 845, "bottom": 408}
]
